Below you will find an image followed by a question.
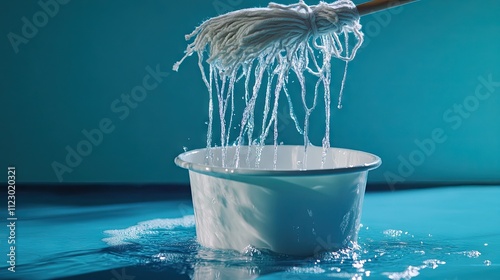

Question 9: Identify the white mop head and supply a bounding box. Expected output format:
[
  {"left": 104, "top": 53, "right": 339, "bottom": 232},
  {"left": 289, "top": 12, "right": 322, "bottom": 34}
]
[{"left": 173, "top": 0, "right": 362, "bottom": 72}]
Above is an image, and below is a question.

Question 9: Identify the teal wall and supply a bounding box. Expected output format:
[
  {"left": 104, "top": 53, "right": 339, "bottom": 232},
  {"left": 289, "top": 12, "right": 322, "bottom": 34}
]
[{"left": 2, "top": 0, "right": 499, "bottom": 186}]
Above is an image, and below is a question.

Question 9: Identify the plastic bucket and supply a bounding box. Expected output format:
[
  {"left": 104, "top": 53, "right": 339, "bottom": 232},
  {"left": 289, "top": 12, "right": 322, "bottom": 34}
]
[{"left": 175, "top": 145, "right": 381, "bottom": 256}]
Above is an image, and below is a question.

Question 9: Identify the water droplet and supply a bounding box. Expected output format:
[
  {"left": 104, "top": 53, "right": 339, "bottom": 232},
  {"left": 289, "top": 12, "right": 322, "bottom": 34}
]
[
  {"left": 484, "top": 243, "right": 489, "bottom": 246},
  {"left": 459, "top": 250, "right": 481, "bottom": 258},
  {"left": 484, "top": 260, "right": 492, "bottom": 266},
  {"left": 242, "top": 245, "right": 262, "bottom": 257},
  {"left": 337, "top": 104, "right": 343, "bottom": 109},
  {"left": 383, "top": 229, "right": 403, "bottom": 237},
  {"left": 183, "top": 146, "right": 188, "bottom": 152},
  {"left": 153, "top": 253, "right": 168, "bottom": 261}
]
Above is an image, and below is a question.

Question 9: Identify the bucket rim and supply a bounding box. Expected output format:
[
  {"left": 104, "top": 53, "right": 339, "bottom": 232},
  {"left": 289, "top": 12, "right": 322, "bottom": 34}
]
[{"left": 175, "top": 145, "right": 381, "bottom": 177}]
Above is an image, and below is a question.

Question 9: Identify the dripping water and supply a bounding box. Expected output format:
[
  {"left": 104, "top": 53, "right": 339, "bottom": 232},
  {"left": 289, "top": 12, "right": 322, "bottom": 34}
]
[{"left": 200, "top": 28, "right": 363, "bottom": 170}]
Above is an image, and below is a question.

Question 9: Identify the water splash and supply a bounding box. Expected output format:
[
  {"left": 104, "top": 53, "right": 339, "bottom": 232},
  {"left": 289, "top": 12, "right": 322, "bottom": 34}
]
[
  {"left": 102, "top": 216, "right": 195, "bottom": 246},
  {"left": 99, "top": 221, "right": 491, "bottom": 280}
]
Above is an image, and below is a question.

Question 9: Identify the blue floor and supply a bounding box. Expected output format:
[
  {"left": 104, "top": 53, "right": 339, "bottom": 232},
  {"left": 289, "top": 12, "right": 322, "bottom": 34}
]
[{"left": 1, "top": 185, "right": 499, "bottom": 279}]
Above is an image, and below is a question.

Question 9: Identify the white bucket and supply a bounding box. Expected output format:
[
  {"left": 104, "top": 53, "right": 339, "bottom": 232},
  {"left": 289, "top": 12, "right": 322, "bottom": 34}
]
[{"left": 175, "top": 145, "right": 381, "bottom": 256}]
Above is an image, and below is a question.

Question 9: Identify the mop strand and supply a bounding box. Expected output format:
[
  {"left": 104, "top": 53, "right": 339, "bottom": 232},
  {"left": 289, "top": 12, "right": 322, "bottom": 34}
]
[{"left": 174, "top": 0, "right": 364, "bottom": 168}]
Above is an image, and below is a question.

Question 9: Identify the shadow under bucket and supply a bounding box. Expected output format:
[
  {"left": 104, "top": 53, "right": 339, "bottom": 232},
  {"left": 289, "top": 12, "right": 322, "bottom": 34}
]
[{"left": 175, "top": 145, "right": 381, "bottom": 256}]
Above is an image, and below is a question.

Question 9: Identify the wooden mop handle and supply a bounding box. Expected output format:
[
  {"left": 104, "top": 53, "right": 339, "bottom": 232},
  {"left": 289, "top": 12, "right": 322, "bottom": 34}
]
[{"left": 356, "top": 0, "right": 419, "bottom": 16}]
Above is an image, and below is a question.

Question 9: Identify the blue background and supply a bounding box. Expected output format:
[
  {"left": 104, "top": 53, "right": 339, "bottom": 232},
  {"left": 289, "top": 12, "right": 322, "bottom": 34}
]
[{"left": 1, "top": 0, "right": 499, "bottom": 185}]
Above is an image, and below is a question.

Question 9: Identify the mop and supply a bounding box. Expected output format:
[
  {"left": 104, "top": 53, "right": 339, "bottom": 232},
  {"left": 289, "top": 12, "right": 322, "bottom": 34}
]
[
  {"left": 173, "top": 0, "right": 418, "bottom": 167},
  {"left": 173, "top": 0, "right": 418, "bottom": 72}
]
